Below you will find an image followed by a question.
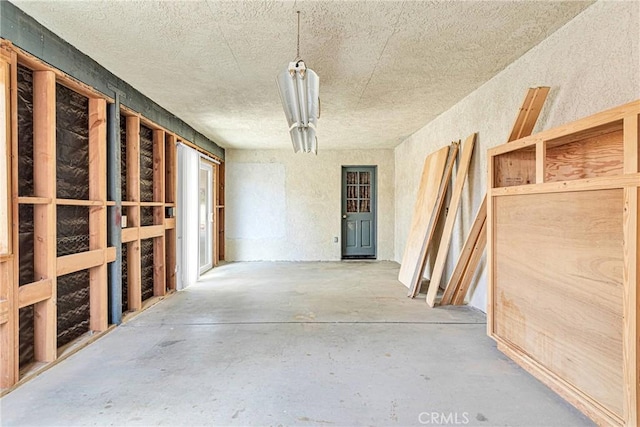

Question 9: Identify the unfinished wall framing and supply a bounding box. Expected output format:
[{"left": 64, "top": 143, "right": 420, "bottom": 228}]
[
  {"left": 0, "top": 40, "right": 222, "bottom": 391},
  {"left": 0, "top": 42, "right": 113, "bottom": 388},
  {"left": 488, "top": 100, "right": 640, "bottom": 426}
]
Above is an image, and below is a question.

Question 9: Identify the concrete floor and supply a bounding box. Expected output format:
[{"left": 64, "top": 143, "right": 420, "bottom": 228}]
[{"left": 1, "top": 262, "right": 592, "bottom": 426}]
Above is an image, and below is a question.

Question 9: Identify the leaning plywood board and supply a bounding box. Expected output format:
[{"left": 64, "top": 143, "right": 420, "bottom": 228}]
[
  {"left": 408, "top": 142, "right": 459, "bottom": 297},
  {"left": 398, "top": 146, "right": 450, "bottom": 289},
  {"left": 425, "top": 133, "right": 476, "bottom": 306}
]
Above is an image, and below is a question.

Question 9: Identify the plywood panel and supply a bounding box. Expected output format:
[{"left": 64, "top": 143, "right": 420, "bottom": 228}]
[
  {"left": 493, "top": 148, "right": 536, "bottom": 188},
  {"left": 398, "top": 146, "right": 450, "bottom": 289},
  {"left": 546, "top": 130, "right": 624, "bottom": 182},
  {"left": 494, "top": 190, "right": 624, "bottom": 417},
  {"left": 426, "top": 134, "right": 476, "bottom": 306}
]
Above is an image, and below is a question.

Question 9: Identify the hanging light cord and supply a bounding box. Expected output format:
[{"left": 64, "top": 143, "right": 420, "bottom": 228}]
[{"left": 296, "top": 10, "right": 301, "bottom": 60}]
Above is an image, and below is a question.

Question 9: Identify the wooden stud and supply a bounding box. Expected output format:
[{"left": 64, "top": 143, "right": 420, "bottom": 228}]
[
  {"left": 536, "top": 141, "right": 546, "bottom": 184},
  {"left": 32, "top": 70, "right": 57, "bottom": 362},
  {"left": 0, "top": 47, "right": 18, "bottom": 388},
  {"left": 0, "top": 55, "right": 9, "bottom": 255},
  {"left": 152, "top": 130, "right": 165, "bottom": 297},
  {"left": 125, "top": 116, "right": 141, "bottom": 311},
  {"left": 441, "top": 196, "right": 487, "bottom": 305},
  {"left": 165, "top": 134, "right": 177, "bottom": 204},
  {"left": 88, "top": 98, "right": 107, "bottom": 332},
  {"left": 426, "top": 134, "right": 476, "bottom": 306},
  {"left": 127, "top": 240, "right": 141, "bottom": 311}
]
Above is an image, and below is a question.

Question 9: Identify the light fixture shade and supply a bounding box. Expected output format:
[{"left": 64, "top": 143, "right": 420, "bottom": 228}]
[{"left": 276, "top": 60, "right": 320, "bottom": 154}]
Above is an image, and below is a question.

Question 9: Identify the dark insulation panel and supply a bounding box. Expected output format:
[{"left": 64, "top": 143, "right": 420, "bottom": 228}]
[
  {"left": 56, "top": 270, "right": 90, "bottom": 348},
  {"left": 140, "top": 207, "right": 154, "bottom": 227},
  {"left": 56, "top": 84, "right": 89, "bottom": 200},
  {"left": 18, "top": 306, "right": 34, "bottom": 367},
  {"left": 120, "top": 115, "right": 127, "bottom": 201},
  {"left": 17, "top": 65, "right": 34, "bottom": 197},
  {"left": 141, "top": 239, "right": 154, "bottom": 301},
  {"left": 56, "top": 206, "right": 89, "bottom": 257},
  {"left": 140, "top": 125, "right": 154, "bottom": 202},
  {"left": 18, "top": 205, "right": 34, "bottom": 286},
  {"left": 122, "top": 243, "right": 128, "bottom": 312}
]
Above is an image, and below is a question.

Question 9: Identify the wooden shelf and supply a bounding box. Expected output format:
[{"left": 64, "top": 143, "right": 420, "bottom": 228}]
[{"left": 55, "top": 199, "right": 104, "bottom": 206}]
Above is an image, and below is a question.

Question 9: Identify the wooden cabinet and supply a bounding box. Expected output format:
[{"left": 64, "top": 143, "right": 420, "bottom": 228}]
[{"left": 488, "top": 100, "right": 640, "bottom": 426}]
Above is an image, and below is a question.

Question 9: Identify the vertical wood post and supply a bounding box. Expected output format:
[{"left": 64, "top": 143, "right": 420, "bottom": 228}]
[
  {"left": 88, "top": 98, "right": 107, "bottom": 331},
  {"left": 152, "top": 129, "right": 165, "bottom": 296},
  {"left": 623, "top": 113, "right": 639, "bottom": 426},
  {"left": 125, "top": 116, "right": 141, "bottom": 311},
  {"left": 0, "top": 48, "right": 18, "bottom": 388},
  {"left": 165, "top": 134, "right": 176, "bottom": 292},
  {"left": 32, "top": 70, "right": 56, "bottom": 362}
]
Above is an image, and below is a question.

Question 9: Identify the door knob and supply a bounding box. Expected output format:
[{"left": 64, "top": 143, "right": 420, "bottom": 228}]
[{"left": 342, "top": 214, "right": 347, "bottom": 219}]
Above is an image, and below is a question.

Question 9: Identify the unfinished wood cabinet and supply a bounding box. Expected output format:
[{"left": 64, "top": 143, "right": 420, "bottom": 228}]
[{"left": 488, "top": 100, "right": 640, "bottom": 426}]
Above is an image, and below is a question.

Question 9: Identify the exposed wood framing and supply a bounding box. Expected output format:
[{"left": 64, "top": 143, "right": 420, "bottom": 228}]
[
  {"left": 425, "top": 134, "right": 476, "bottom": 307},
  {"left": 489, "top": 100, "right": 640, "bottom": 426},
  {"left": 1, "top": 40, "right": 188, "bottom": 391}
]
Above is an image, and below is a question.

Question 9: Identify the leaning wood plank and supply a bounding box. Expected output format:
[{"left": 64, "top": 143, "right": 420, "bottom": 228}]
[
  {"left": 398, "top": 146, "right": 450, "bottom": 289},
  {"left": 440, "top": 196, "right": 487, "bottom": 305},
  {"left": 408, "top": 142, "right": 459, "bottom": 297},
  {"left": 451, "top": 220, "right": 487, "bottom": 305},
  {"left": 444, "top": 87, "right": 551, "bottom": 308},
  {"left": 32, "top": 70, "right": 57, "bottom": 363},
  {"left": 425, "top": 133, "right": 476, "bottom": 307},
  {"left": 508, "top": 87, "right": 550, "bottom": 142}
]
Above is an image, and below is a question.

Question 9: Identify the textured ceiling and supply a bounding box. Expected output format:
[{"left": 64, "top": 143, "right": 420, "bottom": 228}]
[{"left": 11, "top": 0, "right": 593, "bottom": 150}]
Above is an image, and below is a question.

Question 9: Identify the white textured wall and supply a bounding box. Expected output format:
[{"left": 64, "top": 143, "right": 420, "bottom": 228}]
[
  {"left": 394, "top": 0, "right": 640, "bottom": 312},
  {"left": 226, "top": 149, "right": 395, "bottom": 261}
]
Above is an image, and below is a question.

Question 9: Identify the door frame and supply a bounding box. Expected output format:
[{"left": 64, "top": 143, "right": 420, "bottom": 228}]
[
  {"left": 341, "top": 165, "right": 377, "bottom": 259},
  {"left": 198, "top": 159, "right": 215, "bottom": 274}
]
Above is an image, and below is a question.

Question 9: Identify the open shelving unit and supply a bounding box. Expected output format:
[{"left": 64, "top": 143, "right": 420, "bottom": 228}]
[{"left": 488, "top": 100, "right": 640, "bottom": 426}]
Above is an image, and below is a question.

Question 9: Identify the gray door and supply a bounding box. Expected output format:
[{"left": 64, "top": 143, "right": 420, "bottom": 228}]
[{"left": 342, "top": 166, "right": 376, "bottom": 259}]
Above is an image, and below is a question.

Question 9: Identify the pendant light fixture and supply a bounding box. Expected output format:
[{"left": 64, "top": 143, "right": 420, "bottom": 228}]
[{"left": 276, "top": 11, "right": 320, "bottom": 154}]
